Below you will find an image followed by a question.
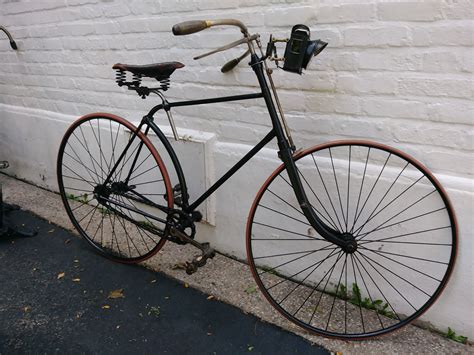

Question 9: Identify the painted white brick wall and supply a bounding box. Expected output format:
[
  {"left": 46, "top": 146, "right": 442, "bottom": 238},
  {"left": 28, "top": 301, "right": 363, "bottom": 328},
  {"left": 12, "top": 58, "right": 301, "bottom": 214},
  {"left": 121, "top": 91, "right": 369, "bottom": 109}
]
[{"left": 1, "top": 0, "right": 473, "bottom": 338}]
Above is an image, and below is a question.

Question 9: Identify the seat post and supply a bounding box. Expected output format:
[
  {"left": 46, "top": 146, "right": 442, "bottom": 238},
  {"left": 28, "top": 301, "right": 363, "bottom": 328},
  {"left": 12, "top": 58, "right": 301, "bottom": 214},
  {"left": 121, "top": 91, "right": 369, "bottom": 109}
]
[{"left": 152, "top": 90, "right": 179, "bottom": 141}]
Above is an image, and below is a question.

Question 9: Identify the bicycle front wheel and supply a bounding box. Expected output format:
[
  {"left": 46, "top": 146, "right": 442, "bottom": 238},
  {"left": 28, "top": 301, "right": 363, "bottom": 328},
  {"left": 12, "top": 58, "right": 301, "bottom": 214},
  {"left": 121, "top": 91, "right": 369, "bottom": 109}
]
[
  {"left": 247, "top": 140, "right": 457, "bottom": 339},
  {"left": 57, "top": 113, "right": 173, "bottom": 263}
]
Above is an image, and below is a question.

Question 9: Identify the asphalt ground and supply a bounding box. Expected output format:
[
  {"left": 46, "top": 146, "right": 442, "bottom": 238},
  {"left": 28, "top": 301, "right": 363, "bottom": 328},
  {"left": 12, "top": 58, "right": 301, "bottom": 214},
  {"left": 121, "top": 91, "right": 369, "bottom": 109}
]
[{"left": 0, "top": 207, "right": 329, "bottom": 354}]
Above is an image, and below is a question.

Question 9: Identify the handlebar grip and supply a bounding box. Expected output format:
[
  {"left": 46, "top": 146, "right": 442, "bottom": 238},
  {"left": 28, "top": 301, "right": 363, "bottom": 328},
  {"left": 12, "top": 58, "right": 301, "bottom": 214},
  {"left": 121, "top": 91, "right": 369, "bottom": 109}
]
[{"left": 172, "top": 21, "right": 211, "bottom": 35}]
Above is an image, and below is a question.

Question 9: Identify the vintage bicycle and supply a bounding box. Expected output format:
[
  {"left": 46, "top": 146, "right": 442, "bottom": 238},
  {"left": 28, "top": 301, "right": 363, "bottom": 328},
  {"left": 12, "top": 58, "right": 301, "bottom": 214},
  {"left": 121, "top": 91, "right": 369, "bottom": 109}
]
[{"left": 57, "top": 20, "right": 457, "bottom": 339}]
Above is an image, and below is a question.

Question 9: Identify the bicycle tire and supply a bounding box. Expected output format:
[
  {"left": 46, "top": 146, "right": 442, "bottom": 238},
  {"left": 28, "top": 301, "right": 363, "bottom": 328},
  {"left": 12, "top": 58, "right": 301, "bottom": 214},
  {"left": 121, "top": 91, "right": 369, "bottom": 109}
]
[
  {"left": 247, "top": 140, "right": 457, "bottom": 339},
  {"left": 57, "top": 113, "right": 173, "bottom": 263}
]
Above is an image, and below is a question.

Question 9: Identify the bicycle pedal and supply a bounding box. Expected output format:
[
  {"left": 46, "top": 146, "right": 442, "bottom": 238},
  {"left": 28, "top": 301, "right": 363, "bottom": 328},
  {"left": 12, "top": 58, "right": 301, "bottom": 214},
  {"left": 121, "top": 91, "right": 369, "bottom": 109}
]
[{"left": 185, "top": 261, "right": 198, "bottom": 275}]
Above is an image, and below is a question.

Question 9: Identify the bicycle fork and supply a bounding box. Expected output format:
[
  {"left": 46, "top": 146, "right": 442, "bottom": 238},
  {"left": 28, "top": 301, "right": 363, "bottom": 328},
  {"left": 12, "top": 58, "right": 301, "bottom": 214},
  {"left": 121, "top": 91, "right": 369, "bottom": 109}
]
[{"left": 278, "top": 148, "right": 356, "bottom": 253}]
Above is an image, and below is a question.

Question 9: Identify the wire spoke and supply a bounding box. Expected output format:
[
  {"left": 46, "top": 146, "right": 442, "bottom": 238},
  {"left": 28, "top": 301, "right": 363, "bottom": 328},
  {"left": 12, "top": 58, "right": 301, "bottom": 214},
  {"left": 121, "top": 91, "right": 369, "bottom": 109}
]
[
  {"left": 307, "top": 251, "right": 344, "bottom": 325},
  {"left": 352, "top": 253, "right": 385, "bottom": 330},
  {"left": 356, "top": 162, "right": 409, "bottom": 236},
  {"left": 358, "top": 226, "right": 451, "bottom": 246},
  {"left": 358, "top": 246, "right": 442, "bottom": 282},
  {"left": 253, "top": 221, "right": 328, "bottom": 242},
  {"left": 310, "top": 153, "right": 345, "bottom": 232},
  {"left": 356, "top": 200, "right": 443, "bottom": 240},
  {"left": 351, "top": 153, "right": 391, "bottom": 233},
  {"left": 350, "top": 147, "right": 371, "bottom": 233},
  {"left": 350, "top": 254, "right": 365, "bottom": 333},
  {"left": 353, "top": 252, "right": 401, "bottom": 321},
  {"left": 291, "top": 249, "right": 342, "bottom": 317},
  {"left": 325, "top": 254, "right": 347, "bottom": 331},
  {"left": 293, "top": 169, "right": 340, "bottom": 232},
  {"left": 354, "top": 174, "right": 425, "bottom": 237},
  {"left": 257, "top": 245, "right": 337, "bottom": 278},
  {"left": 356, "top": 251, "right": 418, "bottom": 311},
  {"left": 258, "top": 204, "right": 311, "bottom": 227},
  {"left": 329, "top": 147, "right": 347, "bottom": 231}
]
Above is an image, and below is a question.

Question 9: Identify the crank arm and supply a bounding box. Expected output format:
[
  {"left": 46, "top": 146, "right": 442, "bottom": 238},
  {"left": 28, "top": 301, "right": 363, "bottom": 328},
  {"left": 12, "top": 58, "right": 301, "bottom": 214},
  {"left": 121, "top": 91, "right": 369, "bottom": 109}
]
[{"left": 169, "top": 227, "right": 208, "bottom": 252}]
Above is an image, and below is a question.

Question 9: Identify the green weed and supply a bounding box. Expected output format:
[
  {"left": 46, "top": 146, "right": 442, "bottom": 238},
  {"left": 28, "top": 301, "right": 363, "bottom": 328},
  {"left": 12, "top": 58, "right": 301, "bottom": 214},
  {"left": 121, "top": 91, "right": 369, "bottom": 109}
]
[{"left": 446, "top": 327, "right": 468, "bottom": 344}]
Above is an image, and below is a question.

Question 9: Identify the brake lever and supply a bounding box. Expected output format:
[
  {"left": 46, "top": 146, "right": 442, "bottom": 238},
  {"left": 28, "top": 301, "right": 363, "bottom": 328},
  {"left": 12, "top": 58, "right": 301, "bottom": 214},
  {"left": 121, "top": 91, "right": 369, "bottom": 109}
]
[
  {"left": 193, "top": 34, "right": 258, "bottom": 60},
  {"left": 221, "top": 49, "right": 250, "bottom": 73}
]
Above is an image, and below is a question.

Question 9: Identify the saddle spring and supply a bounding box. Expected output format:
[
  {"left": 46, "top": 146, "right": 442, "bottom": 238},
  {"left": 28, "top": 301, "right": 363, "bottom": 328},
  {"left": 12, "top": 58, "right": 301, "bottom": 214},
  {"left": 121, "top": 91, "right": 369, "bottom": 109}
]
[{"left": 115, "top": 69, "right": 171, "bottom": 99}]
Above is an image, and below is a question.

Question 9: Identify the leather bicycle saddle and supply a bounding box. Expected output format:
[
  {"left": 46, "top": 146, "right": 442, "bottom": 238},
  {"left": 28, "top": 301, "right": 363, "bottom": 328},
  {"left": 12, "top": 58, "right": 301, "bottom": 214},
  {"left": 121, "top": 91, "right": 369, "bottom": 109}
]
[{"left": 112, "top": 62, "right": 184, "bottom": 80}]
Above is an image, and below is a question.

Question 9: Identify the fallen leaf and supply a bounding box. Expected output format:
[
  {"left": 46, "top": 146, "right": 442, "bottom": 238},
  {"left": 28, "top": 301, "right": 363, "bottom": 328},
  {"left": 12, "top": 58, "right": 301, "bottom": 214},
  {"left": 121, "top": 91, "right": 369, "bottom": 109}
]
[
  {"left": 47, "top": 229, "right": 55, "bottom": 233},
  {"left": 207, "top": 295, "right": 215, "bottom": 300},
  {"left": 72, "top": 278, "right": 81, "bottom": 282},
  {"left": 108, "top": 289, "right": 124, "bottom": 299},
  {"left": 184, "top": 283, "right": 189, "bottom": 288},
  {"left": 57, "top": 272, "right": 65, "bottom": 280},
  {"left": 172, "top": 263, "right": 187, "bottom": 270},
  {"left": 248, "top": 345, "right": 254, "bottom": 351},
  {"left": 150, "top": 279, "right": 157, "bottom": 283},
  {"left": 23, "top": 306, "right": 31, "bottom": 312},
  {"left": 244, "top": 285, "right": 257, "bottom": 294},
  {"left": 147, "top": 306, "right": 160, "bottom": 317},
  {"left": 102, "top": 305, "right": 110, "bottom": 309}
]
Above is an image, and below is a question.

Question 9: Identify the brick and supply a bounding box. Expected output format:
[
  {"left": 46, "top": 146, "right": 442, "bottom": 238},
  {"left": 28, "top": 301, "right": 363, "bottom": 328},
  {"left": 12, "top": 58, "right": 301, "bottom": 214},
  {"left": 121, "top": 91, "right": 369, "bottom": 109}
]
[
  {"left": 344, "top": 26, "right": 410, "bottom": 47},
  {"left": 459, "top": 51, "right": 474, "bottom": 73},
  {"left": 317, "top": 3, "right": 376, "bottom": 24},
  {"left": 160, "top": 0, "right": 198, "bottom": 13},
  {"left": 412, "top": 25, "right": 474, "bottom": 47},
  {"left": 358, "top": 51, "right": 423, "bottom": 71},
  {"left": 441, "top": 0, "right": 474, "bottom": 20},
  {"left": 127, "top": 0, "right": 161, "bottom": 15},
  {"left": 377, "top": 2, "right": 442, "bottom": 22},
  {"left": 103, "top": 4, "right": 131, "bottom": 18},
  {"left": 94, "top": 21, "right": 121, "bottom": 35},
  {"left": 426, "top": 100, "right": 474, "bottom": 125},
  {"left": 59, "top": 23, "right": 95, "bottom": 36},
  {"left": 305, "top": 94, "right": 361, "bottom": 115},
  {"left": 361, "top": 98, "right": 427, "bottom": 119},
  {"left": 264, "top": 6, "right": 317, "bottom": 27},
  {"left": 67, "top": 0, "right": 99, "bottom": 5},
  {"left": 336, "top": 73, "right": 397, "bottom": 95},
  {"left": 422, "top": 51, "right": 461, "bottom": 73},
  {"left": 197, "top": 0, "right": 239, "bottom": 10},
  {"left": 398, "top": 77, "right": 473, "bottom": 99},
  {"left": 1, "top": 0, "right": 65, "bottom": 14},
  {"left": 119, "top": 19, "right": 149, "bottom": 33}
]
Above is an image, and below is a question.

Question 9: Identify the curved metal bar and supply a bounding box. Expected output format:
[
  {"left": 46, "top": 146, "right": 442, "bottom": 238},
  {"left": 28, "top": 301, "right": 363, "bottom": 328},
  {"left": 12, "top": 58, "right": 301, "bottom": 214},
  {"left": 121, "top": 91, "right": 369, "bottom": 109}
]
[
  {"left": 0, "top": 26, "right": 18, "bottom": 50},
  {"left": 206, "top": 19, "right": 249, "bottom": 35}
]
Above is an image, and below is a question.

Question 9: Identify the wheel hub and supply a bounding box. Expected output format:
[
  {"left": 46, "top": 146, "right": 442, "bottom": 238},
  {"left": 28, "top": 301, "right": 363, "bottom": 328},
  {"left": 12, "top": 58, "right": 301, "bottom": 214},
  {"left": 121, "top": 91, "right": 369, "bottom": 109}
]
[{"left": 340, "top": 232, "right": 357, "bottom": 254}]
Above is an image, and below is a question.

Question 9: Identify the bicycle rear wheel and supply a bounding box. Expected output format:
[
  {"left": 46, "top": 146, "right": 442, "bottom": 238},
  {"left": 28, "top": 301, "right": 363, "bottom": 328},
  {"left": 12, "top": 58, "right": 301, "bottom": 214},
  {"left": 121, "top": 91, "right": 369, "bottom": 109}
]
[
  {"left": 57, "top": 113, "right": 173, "bottom": 263},
  {"left": 247, "top": 140, "right": 457, "bottom": 339}
]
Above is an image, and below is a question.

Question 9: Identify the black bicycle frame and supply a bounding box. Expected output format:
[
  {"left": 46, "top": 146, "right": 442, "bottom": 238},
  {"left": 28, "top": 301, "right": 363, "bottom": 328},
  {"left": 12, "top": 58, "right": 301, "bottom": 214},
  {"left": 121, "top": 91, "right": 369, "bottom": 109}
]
[{"left": 105, "top": 53, "right": 347, "bottom": 249}]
